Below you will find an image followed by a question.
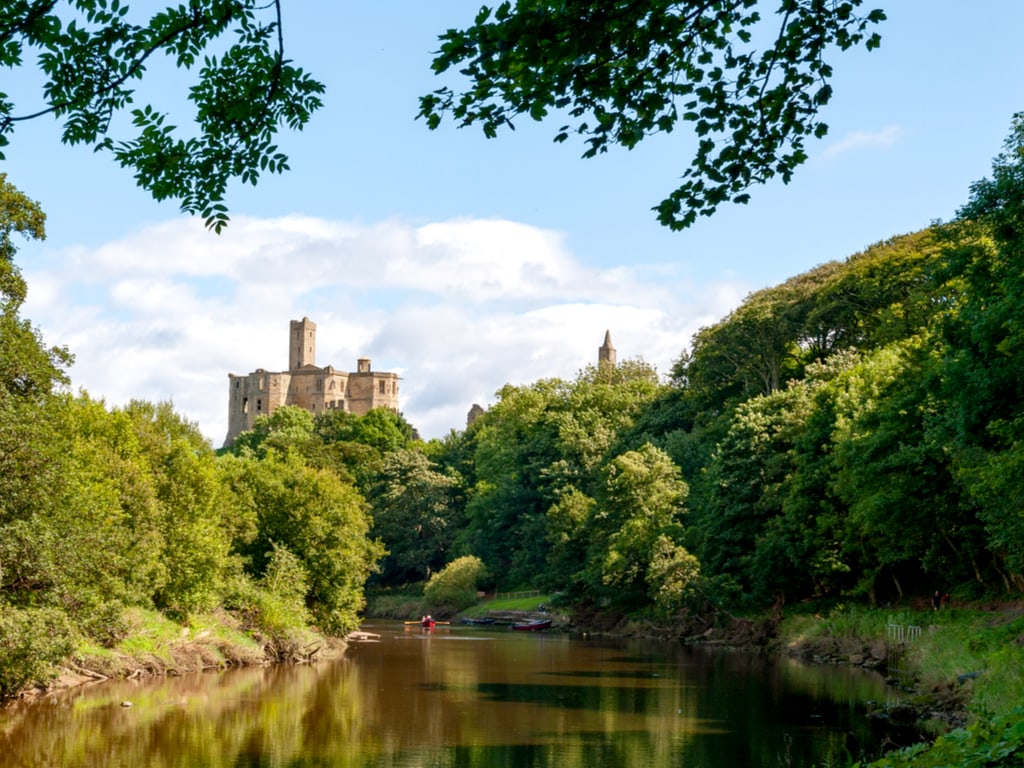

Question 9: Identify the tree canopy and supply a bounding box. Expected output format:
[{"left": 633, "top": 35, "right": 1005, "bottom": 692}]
[
  {"left": 3, "top": 2, "right": 893, "bottom": 233},
  {"left": 420, "top": 0, "right": 886, "bottom": 229},
  {"left": 0, "top": 1, "right": 324, "bottom": 231}
]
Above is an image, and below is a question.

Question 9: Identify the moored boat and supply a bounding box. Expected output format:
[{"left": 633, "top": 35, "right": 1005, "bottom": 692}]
[{"left": 510, "top": 619, "right": 552, "bottom": 631}]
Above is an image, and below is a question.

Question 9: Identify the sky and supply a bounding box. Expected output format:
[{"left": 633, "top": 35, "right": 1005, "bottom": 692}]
[{"left": 6, "top": 1, "right": 1024, "bottom": 446}]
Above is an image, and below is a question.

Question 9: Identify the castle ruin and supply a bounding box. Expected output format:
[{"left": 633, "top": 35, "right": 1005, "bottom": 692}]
[{"left": 224, "top": 318, "right": 399, "bottom": 446}]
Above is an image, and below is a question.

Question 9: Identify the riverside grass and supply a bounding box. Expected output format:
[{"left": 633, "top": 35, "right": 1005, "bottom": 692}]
[
  {"left": 779, "top": 602, "right": 1024, "bottom": 714},
  {"left": 778, "top": 602, "right": 1024, "bottom": 767},
  {"left": 364, "top": 590, "right": 553, "bottom": 620},
  {"left": 60, "top": 606, "right": 304, "bottom": 686}
]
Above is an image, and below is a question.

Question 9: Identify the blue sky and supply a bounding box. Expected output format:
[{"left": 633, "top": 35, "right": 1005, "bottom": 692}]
[{"left": 7, "top": 1, "right": 1024, "bottom": 444}]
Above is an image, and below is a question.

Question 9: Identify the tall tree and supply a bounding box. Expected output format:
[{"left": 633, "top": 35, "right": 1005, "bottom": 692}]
[
  {"left": 420, "top": 0, "right": 885, "bottom": 229},
  {"left": 367, "top": 449, "right": 460, "bottom": 586},
  {"left": 1, "top": 1, "right": 324, "bottom": 231},
  {"left": 220, "top": 449, "right": 383, "bottom": 634},
  {"left": 828, "top": 339, "right": 966, "bottom": 600},
  {"left": 0, "top": 174, "right": 71, "bottom": 398},
  {"left": 585, "top": 443, "right": 691, "bottom": 609},
  {"left": 942, "top": 113, "right": 1024, "bottom": 588}
]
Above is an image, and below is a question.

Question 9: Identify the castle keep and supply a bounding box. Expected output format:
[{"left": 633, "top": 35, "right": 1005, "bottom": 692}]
[{"left": 224, "top": 318, "right": 399, "bottom": 446}]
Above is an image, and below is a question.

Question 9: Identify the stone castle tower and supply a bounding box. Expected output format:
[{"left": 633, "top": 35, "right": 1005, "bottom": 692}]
[
  {"left": 224, "top": 318, "right": 400, "bottom": 446},
  {"left": 598, "top": 330, "right": 617, "bottom": 367}
]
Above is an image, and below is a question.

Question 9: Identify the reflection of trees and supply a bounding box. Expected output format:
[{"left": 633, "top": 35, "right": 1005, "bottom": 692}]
[{"left": 1, "top": 631, "right": 893, "bottom": 767}]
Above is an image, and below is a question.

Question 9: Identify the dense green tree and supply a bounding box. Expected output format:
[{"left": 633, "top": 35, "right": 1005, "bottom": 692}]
[
  {"left": 367, "top": 449, "right": 460, "bottom": 586},
  {"left": 311, "top": 408, "right": 419, "bottom": 491},
  {"left": 228, "top": 405, "right": 317, "bottom": 459},
  {"left": 1, "top": 2, "right": 324, "bottom": 230},
  {"left": 681, "top": 283, "right": 806, "bottom": 409},
  {"left": 0, "top": 174, "right": 71, "bottom": 399},
  {"left": 646, "top": 533, "right": 701, "bottom": 617},
  {"left": 585, "top": 443, "right": 690, "bottom": 609},
  {"left": 695, "top": 381, "right": 812, "bottom": 601},
  {"left": 422, "top": 424, "right": 478, "bottom": 532},
  {"left": 0, "top": 606, "right": 75, "bottom": 698},
  {"left": 420, "top": 1, "right": 885, "bottom": 229},
  {"left": 808, "top": 228, "right": 958, "bottom": 351},
  {"left": 544, "top": 487, "right": 595, "bottom": 593},
  {"left": 220, "top": 450, "right": 383, "bottom": 634},
  {"left": 772, "top": 353, "right": 860, "bottom": 599},
  {"left": 941, "top": 113, "right": 1024, "bottom": 588},
  {"left": 464, "top": 362, "right": 665, "bottom": 588},
  {"left": 830, "top": 338, "right": 988, "bottom": 601},
  {"left": 122, "top": 399, "right": 240, "bottom": 615},
  {"left": 317, "top": 407, "right": 417, "bottom": 454},
  {"left": 1, "top": 394, "right": 165, "bottom": 642},
  {"left": 462, "top": 378, "right": 562, "bottom": 585},
  {"left": 676, "top": 231, "right": 956, "bottom": 419}
]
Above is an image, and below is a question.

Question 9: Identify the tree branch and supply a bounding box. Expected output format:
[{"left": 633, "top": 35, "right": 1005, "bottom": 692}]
[{"left": 1, "top": 3, "right": 232, "bottom": 130}]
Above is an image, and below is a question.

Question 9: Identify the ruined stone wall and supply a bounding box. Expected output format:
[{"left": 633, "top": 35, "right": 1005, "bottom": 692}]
[
  {"left": 345, "top": 368, "right": 399, "bottom": 417},
  {"left": 225, "top": 369, "right": 291, "bottom": 445},
  {"left": 287, "top": 368, "right": 350, "bottom": 415}
]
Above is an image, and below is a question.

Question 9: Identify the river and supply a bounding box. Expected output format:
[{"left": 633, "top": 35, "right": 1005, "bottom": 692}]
[{"left": 0, "top": 620, "right": 911, "bottom": 767}]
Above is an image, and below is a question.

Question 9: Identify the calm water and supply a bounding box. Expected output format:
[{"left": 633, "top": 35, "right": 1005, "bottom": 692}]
[{"left": 0, "top": 621, "right": 909, "bottom": 767}]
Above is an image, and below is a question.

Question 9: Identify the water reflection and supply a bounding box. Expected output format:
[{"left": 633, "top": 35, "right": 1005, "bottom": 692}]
[{"left": 0, "top": 622, "right": 903, "bottom": 767}]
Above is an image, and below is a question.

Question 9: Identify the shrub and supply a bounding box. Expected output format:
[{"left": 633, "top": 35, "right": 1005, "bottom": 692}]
[
  {"left": 0, "top": 606, "right": 76, "bottom": 698},
  {"left": 223, "top": 546, "right": 314, "bottom": 660},
  {"left": 423, "top": 555, "right": 486, "bottom": 613},
  {"left": 865, "top": 707, "right": 1024, "bottom": 767}
]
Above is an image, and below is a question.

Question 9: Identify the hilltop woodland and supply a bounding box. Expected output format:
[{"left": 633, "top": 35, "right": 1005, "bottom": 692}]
[{"left": 3, "top": 116, "right": 1024, "bottom": 756}]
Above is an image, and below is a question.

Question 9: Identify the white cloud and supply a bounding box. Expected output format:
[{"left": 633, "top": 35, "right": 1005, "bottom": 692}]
[
  {"left": 23, "top": 215, "right": 748, "bottom": 446},
  {"left": 819, "top": 125, "right": 903, "bottom": 160}
]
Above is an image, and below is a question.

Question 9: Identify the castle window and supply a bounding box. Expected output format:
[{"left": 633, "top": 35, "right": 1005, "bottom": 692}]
[
  {"left": 242, "top": 397, "right": 249, "bottom": 414},
  {"left": 379, "top": 381, "right": 386, "bottom": 394},
  {"left": 257, "top": 399, "right": 262, "bottom": 412}
]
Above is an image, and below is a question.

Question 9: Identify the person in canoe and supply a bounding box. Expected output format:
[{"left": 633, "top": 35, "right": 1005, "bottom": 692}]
[{"left": 421, "top": 615, "right": 435, "bottom": 629}]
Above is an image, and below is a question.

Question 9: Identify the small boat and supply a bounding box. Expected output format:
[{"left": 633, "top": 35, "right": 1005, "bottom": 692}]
[{"left": 510, "top": 619, "right": 552, "bottom": 632}]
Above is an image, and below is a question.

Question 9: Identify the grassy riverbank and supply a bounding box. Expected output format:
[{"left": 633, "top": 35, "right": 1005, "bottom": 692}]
[
  {"left": 364, "top": 590, "right": 556, "bottom": 621},
  {"left": 7, "top": 607, "right": 342, "bottom": 700},
  {"left": 772, "top": 602, "right": 1024, "bottom": 767},
  {"left": 777, "top": 602, "right": 1024, "bottom": 715}
]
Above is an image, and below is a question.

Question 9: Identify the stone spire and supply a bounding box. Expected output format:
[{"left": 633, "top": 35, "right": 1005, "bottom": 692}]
[{"left": 598, "top": 330, "right": 616, "bottom": 366}]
